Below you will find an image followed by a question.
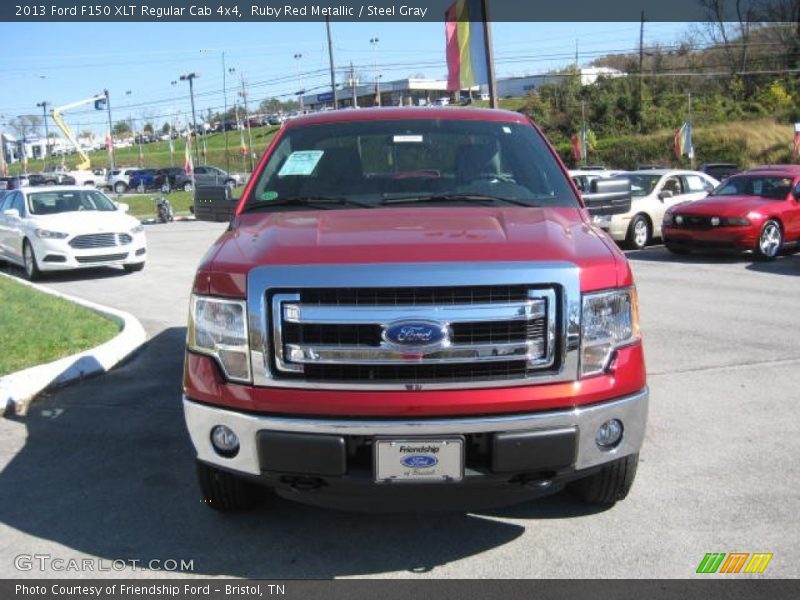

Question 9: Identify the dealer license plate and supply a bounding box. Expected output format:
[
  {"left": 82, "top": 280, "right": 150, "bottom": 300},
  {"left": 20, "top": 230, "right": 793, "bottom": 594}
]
[{"left": 374, "top": 438, "right": 464, "bottom": 483}]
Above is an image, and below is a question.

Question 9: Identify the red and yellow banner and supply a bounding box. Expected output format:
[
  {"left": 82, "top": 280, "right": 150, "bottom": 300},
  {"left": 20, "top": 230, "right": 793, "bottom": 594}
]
[{"left": 445, "top": 0, "right": 489, "bottom": 92}]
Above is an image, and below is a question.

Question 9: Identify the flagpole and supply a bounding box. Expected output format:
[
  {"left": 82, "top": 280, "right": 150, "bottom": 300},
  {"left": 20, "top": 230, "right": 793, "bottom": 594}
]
[{"left": 481, "top": 0, "right": 498, "bottom": 109}]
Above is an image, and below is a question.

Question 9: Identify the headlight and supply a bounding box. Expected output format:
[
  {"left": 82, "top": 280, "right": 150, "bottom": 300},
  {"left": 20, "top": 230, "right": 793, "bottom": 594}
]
[
  {"left": 721, "top": 217, "right": 750, "bottom": 227},
  {"left": 34, "top": 229, "right": 69, "bottom": 239},
  {"left": 581, "top": 288, "right": 640, "bottom": 377},
  {"left": 187, "top": 295, "right": 251, "bottom": 382},
  {"left": 130, "top": 224, "right": 144, "bottom": 234}
]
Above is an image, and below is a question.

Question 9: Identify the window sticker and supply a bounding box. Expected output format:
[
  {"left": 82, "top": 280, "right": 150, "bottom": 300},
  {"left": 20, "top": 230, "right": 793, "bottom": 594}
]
[
  {"left": 502, "top": 126, "right": 512, "bottom": 134},
  {"left": 261, "top": 191, "right": 279, "bottom": 201},
  {"left": 393, "top": 134, "right": 424, "bottom": 143},
  {"left": 278, "top": 150, "right": 325, "bottom": 176}
]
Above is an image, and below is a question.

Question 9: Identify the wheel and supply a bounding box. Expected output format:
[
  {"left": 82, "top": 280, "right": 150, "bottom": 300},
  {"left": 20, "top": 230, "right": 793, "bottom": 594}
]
[
  {"left": 624, "top": 215, "right": 651, "bottom": 250},
  {"left": 160, "top": 182, "right": 171, "bottom": 194},
  {"left": 183, "top": 181, "right": 193, "bottom": 192},
  {"left": 754, "top": 219, "right": 782, "bottom": 260},
  {"left": 569, "top": 453, "right": 639, "bottom": 506},
  {"left": 665, "top": 243, "right": 690, "bottom": 255},
  {"left": 196, "top": 461, "right": 261, "bottom": 512},
  {"left": 114, "top": 182, "right": 127, "bottom": 194},
  {"left": 224, "top": 179, "right": 236, "bottom": 190},
  {"left": 123, "top": 262, "right": 145, "bottom": 273},
  {"left": 23, "top": 240, "right": 42, "bottom": 281}
]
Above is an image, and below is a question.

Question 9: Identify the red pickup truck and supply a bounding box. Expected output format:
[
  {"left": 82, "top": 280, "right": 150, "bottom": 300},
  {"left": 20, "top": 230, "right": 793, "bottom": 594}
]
[{"left": 183, "top": 107, "right": 647, "bottom": 512}]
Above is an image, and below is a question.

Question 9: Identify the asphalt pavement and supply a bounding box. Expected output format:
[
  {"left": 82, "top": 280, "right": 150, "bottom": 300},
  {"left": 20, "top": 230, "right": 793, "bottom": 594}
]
[{"left": 0, "top": 223, "right": 798, "bottom": 578}]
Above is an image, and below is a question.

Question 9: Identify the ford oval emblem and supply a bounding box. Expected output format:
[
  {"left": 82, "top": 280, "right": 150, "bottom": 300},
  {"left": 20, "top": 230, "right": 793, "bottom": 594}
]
[
  {"left": 401, "top": 455, "right": 439, "bottom": 469},
  {"left": 383, "top": 320, "right": 448, "bottom": 348}
]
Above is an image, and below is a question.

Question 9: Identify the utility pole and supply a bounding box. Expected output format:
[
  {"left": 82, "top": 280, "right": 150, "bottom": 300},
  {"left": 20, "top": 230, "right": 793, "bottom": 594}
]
[
  {"left": 581, "top": 100, "right": 587, "bottom": 166},
  {"left": 326, "top": 17, "right": 338, "bottom": 109},
  {"left": 102, "top": 90, "right": 115, "bottom": 170},
  {"left": 180, "top": 73, "right": 200, "bottom": 165},
  {"left": 36, "top": 101, "right": 50, "bottom": 171},
  {"left": 240, "top": 72, "right": 255, "bottom": 173},
  {"left": 638, "top": 11, "right": 645, "bottom": 129},
  {"left": 0, "top": 119, "right": 6, "bottom": 177},
  {"left": 222, "top": 52, "right": 231, "bottom": 173},
  {"left": 481, "top": 0, "right": 499, "bottom": 109},
  {"left": 349, "top": 62, "right": 358, "bottom": 108},
  {"left": 687, "top": 91, "right": 694, "bottom": 170}
]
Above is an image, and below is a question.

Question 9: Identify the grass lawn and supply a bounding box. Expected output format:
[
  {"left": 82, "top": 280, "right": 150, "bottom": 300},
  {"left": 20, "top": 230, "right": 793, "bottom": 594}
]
[{"left": 0, "top": 276, "right": 120, "bottom": 376}]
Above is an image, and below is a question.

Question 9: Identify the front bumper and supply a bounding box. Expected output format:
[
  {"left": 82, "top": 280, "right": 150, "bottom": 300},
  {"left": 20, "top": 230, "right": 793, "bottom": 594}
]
[
  {"left": 183, "top": 388, "right": 648, "bottom": 507},
  {"left": 33, "top": 237, "right": 147, "bottom": 271},
  {"left": 662, "top": 225, "right": 757, "bottom": 251}
]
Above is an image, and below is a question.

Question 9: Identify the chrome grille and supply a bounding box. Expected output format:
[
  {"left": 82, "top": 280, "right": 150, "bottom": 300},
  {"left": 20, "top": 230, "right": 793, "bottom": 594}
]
[
  {"left": 269, "top": 286, "right": 557, "bottom": 386},
  {"left": 69, "top": 233, "right": 133, "bottom": 249}
]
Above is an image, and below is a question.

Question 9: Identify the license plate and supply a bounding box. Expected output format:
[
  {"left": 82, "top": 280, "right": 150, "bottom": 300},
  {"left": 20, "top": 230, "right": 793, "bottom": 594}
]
[{"left": 374, "top": 438, "right": 464, "bottom": 483}]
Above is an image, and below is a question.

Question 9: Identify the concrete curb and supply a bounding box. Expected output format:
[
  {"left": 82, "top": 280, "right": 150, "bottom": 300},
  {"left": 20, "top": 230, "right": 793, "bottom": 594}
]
[{"left": 0, "top": 272, "right": 147, "bottom": 417}]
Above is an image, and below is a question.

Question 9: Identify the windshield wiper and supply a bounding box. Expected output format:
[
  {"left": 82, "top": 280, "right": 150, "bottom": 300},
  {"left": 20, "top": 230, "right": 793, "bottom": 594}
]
[
  {"left": 241, "top": 195, "right": 374, "bottom": 212},
  {"left": 381, "top": 193, "right": 534, "bottom": 207}
]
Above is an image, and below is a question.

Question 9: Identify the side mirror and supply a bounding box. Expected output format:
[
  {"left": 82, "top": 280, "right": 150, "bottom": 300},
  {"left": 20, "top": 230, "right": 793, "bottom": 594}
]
[
  {"left": 117, "top": 202, "right": 130, "bottom": 213},
  {"left": 3, "top": 208, "right": 20, "bottom": 218},
  {"left": 659, "top": 190, "right": 674, "bottom": 200}
]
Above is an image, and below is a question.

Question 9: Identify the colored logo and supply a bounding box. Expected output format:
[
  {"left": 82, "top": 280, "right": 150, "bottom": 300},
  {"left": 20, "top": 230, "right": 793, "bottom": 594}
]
[
  {"left": 696, "top": 553, "right": 773, "bottom": 574},
  {"left": 401, "top": 455, "right": 439, "bottom": 469},
  {"left": 383, "top": 320, "right": 447, "bottom": 348}
]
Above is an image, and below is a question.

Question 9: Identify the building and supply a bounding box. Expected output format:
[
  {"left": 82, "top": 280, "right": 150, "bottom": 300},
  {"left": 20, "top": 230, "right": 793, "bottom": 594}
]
[
  {"left": 302, "top": 78, "right": 482, "bottom": 111},
  {"left": 495, "top": 67, "right": 625, "bottom": 98}
]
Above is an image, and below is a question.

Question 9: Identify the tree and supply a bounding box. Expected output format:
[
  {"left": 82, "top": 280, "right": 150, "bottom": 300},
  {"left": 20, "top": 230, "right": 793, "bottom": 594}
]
[
  {"left": 161, "top": 122, "right": 171, "bottom": 134},
  {"left": 9, "top": 115, "right": 42, "bottom": 139},
  {"left": 112, "top": 121, "right": 131, "bottom": 136},
  {"left": 698, "top": 0, "right": 754, "bottom": 74},
  {"left": 143, "top": 122, "right": 154, "bottom": 135}
]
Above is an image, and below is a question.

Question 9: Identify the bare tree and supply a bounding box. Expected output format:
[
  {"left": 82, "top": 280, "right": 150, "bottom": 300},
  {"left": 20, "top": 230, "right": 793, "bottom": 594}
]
[
  {"left": 698, "top": 0, "right": 755, "bottom": 73},
  {"left": 8, "top": 115, "right": 42, "bottom": 139}
]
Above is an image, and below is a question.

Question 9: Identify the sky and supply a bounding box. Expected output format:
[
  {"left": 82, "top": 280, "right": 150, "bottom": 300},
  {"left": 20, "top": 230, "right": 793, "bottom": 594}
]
[{"left": 0, "top": 21, "right": 691, "bottom": 137}]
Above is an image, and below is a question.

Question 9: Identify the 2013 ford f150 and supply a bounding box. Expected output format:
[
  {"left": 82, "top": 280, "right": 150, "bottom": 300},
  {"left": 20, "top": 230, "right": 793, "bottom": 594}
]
[{"left": 183, "top": 107, "right": 647, "bottom": 512}]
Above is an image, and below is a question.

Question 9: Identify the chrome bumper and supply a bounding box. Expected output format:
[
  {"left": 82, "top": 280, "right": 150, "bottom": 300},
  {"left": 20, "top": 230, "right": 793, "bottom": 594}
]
[{"left": 183, "top": 387, "right": 648, "bottom": 476}]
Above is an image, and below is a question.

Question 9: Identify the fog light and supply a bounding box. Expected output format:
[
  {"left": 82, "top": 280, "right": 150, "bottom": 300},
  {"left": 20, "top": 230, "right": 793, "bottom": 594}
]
[
  {"left": 711, "top": 217, "right": 721, "bottom": 226},
  {"left": 675, "top": 215, "right": 684, "bottom": 225},
  {"left": 595, "top": 419, "right": 623, "bottom": 449},
  {"left": 210, "top": 425, "right": 240, "bottom": 457}
]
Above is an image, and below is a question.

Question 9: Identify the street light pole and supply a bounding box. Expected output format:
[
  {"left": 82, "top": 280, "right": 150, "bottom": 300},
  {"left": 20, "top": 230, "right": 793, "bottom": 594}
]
[
  {"left": 326, "top": 17, "right": 338, "bottom": 109},
  {"left": 222, "top": 52, "right": 231, "bottom": 173},
  {"left": 36, "top": 101, "right": 50, "bottom": 171},
  {"left": 180, "top": 72, "right": 200, "bottom": 165},
  {"left": 370, "top": 37, "right": 380, "bottom": 106}
]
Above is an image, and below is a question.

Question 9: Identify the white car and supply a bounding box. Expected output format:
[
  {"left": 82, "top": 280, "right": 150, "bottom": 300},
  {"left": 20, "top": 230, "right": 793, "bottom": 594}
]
[
  {"left": 0, "top": 186, "right": 146, "bottom": 280},
  {"left": 596, "top": 169, "right": 719, "bottom": 249},
  {"left": 106, "top": 168, "right": 139, "bottom": 194}
]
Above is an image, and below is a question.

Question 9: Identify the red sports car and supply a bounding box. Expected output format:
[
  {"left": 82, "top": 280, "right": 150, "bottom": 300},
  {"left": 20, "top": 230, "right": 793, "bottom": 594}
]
[{"left": 662, "top": 165, "right": 800, "bottom": 259}]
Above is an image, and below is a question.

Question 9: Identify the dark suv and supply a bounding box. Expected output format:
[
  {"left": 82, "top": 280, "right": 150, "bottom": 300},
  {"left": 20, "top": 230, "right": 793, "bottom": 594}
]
[{"left": 154, "top": 167, "right": 188, "bottom": 193}]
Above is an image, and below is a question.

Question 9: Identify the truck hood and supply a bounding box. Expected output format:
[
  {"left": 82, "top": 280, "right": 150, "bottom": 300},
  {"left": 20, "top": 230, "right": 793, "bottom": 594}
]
[
  {"left": 202, "top": 207, "right": 628, "bottom": 296},
  {"left": 674, "top": 195, "right": 782, "bottom": 217}
]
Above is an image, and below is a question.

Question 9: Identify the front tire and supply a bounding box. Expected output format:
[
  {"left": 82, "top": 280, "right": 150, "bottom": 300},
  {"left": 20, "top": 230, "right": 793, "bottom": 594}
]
[
  {"left": 754, "top": 219, "right": 782, "bottom": 260},
  {"left": 114, "top": 182, "right": 127, "bottom": 194},
  {"left": 23, "top": 240, "right": 42, "bottom": 281},
  {"left": 196, "top": 462, "right": 261, "bottom": 512},
  {"left": 624, "top": 215, "right": 651, "bottom": 250},
  {"left": 569, "top": 453, "right": 639, "bottom": 506},
  {"left": 161, "top": 182, "right": 171, "bottom": 194},
  {"left": 183, "top": 182, "right": 193, "bottom": 192}
]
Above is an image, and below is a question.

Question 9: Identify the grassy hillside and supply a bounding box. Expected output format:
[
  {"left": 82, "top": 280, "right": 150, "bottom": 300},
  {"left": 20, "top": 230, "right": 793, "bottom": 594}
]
[
  {"left": 16, "top": 125, "right": 281, "bottom": 174},
  {"left": 557, "top": 118, "right": 796, "bottom": 170}
]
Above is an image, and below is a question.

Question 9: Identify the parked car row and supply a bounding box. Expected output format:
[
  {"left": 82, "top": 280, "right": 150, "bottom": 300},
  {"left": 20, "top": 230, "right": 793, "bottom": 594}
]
[
  {"left": 105, "top": 166, "right": 240, "bottom": 193},
  {"left": 570, "top": 164, "right": 800, "bottom": 259}
]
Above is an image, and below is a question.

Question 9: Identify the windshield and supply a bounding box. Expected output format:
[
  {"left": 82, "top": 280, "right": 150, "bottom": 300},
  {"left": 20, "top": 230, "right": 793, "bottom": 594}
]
[
  {"left": 711, "top": 175, "right": 793, "bottom": 200},
  {"left": 247, "top": 118, "right": 578, "bottom": 211},
  {"left": 626, "top": 174, "right": 661, "bottom": 197},
  {"left": 28, "top": 190, "right": 119, "bottom": 215}
]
